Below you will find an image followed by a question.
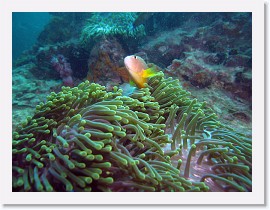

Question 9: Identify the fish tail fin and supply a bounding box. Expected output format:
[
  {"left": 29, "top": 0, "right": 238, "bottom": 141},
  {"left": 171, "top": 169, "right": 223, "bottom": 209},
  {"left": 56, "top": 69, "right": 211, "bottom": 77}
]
[{"left": 142, "top": 67, "right": 157, "bottom": 78}]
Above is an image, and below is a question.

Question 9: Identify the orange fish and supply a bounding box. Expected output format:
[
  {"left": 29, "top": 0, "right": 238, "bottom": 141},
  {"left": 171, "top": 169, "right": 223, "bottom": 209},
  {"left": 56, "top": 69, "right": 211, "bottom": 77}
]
[{"left": 124, "top": 55, "right": 157, "bottom": 88}]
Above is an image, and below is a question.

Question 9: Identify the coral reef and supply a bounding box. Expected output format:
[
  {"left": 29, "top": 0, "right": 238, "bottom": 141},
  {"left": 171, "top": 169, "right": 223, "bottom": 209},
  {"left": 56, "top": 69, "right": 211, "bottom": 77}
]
[
  {"left": 34, "top": 41, "right": 89, "bottom": 81},
  {"left": 51, "top": 54, "right": 74, "bottom": 87},
  {"left": 87, "top": 37, "right": 129, "bottom": 88},
  {"left": 37, "top": 13, "right": 90, "bottom": 45},
  {"left": 12, "top": 73, "right": 251, "bottom": 192},
  {"left": 12, "top": 63, "right": 61, "bottom": 130},
  {"left": 80, "top": 13, "right": 145, "bottom": 45},
  {"left": 131, "top": 13, "right": 252, "bottom": 132},
  {"left": 139, "top": 13, "right": 252, "bottom": 102}
]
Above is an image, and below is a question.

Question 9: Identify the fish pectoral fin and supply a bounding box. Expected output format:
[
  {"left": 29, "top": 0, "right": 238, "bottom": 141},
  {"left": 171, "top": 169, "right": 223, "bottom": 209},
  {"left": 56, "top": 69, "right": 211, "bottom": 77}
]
[
  {"left": 129, "top": 79, "right": 136, "bottom": 87},
  {"left": 142, "top": 67, "right": 157, "bottom": 78}
]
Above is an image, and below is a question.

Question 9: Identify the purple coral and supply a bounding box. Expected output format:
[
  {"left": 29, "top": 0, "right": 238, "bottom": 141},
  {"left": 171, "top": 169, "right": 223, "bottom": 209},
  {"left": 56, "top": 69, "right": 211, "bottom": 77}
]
[{"left": 51, "top": 54, "right": 74, "bottom": 87}]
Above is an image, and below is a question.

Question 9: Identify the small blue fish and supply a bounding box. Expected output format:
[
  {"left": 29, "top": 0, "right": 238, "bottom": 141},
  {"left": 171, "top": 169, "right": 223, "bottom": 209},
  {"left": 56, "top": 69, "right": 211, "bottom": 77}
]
[{"left": 119, "top": 83, "right": 137, "bottom": 96}]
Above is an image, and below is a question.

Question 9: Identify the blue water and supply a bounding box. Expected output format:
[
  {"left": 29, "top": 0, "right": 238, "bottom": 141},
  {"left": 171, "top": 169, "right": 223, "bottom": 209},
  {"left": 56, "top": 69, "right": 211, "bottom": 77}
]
[{"left": 12, "top": 12, "right": 51, "bottom": 60}]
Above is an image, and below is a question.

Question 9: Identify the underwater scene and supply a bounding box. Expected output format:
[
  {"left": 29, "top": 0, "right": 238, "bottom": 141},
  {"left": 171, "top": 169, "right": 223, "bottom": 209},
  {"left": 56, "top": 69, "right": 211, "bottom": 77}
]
[{"left": 12, "top": 12, "right": 252, "bottom": 192}]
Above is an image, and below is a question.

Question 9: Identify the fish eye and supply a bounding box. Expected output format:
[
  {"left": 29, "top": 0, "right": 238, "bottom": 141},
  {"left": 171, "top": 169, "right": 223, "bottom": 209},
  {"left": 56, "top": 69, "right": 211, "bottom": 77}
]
[{"left": 134, "top": 56, "right": 137, "bottom": 59}]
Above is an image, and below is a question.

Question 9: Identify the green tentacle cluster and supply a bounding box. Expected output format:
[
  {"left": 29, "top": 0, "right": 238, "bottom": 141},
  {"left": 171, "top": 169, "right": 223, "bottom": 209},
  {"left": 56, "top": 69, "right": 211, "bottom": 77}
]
[
  {"left": 147, "top": 73, "right": 252, "bottom": 191},
  {"left": 12, "top": 73, "right": 251, "bottom": 192}
]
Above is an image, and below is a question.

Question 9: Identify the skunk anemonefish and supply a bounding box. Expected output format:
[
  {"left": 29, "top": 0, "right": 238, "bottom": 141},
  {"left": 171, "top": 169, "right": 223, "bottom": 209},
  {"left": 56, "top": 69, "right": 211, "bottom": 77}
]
[{"left": 124, "top": 55, "right": 157, "bottom": 88}]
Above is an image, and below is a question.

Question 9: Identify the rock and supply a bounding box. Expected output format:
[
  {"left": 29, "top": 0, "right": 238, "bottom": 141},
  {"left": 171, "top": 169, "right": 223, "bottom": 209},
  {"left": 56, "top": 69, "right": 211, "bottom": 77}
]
[
  {"left": 87, "top": 37, "right": 128, "bottom": 86},
  {"left": 204, "top": 53, "right": 226, "bottom": 65},
  {"left": 190, "top": 71, "right": 212, "bottom": 88},
  {"left": 229, "top": 49, "right": 238, "bottom": 55},
  {"left": 224, "top": 54, "right": 251, "bottom": 68}
]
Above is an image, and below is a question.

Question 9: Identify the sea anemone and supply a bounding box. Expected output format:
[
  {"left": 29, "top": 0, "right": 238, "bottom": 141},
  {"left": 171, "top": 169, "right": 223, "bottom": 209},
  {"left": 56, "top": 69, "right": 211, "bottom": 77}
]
[{"left": 12, "top": 72, "right": 251, "bottom": 192}]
